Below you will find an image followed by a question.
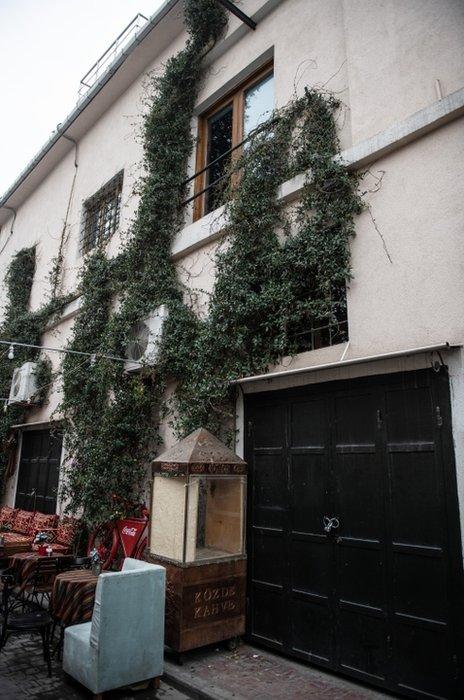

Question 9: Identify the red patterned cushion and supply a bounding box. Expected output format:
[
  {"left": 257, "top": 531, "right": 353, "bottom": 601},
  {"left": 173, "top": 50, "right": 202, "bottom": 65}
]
[
  {"left": 3, "top": 531, "right": 32, "bottom": 544},
  {"left": 0, "top": 505, "right": 17, "bottom": 528},
  {"left": 27, "top": 511, "right": 57, "bottom": 536},
  {"left": 2, "top": 531, "right": 32, "bottom": 554},
  {"left": 56, "top": 516, "right": 79, "bottom": 546},
  {"left": 12, "top": 509, "right": 34, "bottom": 535},
  {"left": 46, "top": 542, "right": 69, "bottom": 553}
]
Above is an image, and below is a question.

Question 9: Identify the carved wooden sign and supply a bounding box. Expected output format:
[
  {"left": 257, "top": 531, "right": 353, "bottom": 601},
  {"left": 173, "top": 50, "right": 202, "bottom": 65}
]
[
  {"left": 183, "top": 577, "right": 245, "bottom": 627},
  {"left": 153, "top": 462, "right": 247, "bottom": 476}
]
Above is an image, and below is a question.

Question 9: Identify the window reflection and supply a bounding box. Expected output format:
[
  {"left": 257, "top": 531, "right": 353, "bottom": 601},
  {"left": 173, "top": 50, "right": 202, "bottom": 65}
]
[
  {"left": 206, "top": 104, "right": 233, "bottom": 213},
  {"left": 244, "top": 73, "right": 274, "bottom": 137},
  {"left": 200, "top": 70, "right": 274, "bottom": 216}
]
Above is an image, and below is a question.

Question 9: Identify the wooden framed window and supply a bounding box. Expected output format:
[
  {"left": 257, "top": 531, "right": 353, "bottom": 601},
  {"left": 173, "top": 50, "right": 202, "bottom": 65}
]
[{"left": 193, "top": 63, "right": 274, "bottom": 221}]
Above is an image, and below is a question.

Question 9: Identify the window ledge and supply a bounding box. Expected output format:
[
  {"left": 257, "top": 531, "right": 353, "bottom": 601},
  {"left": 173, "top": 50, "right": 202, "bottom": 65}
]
[{"left": 172, "top": 87, "right": 464, "bottom": 261}]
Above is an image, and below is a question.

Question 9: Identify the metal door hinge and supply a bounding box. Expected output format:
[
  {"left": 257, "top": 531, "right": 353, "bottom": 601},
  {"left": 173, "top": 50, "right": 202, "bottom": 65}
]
[
  {"left": 247, "top": 420, "right": 253, "bottom": 437},
  {"left": 376, "top": 409, "right": 383, "bottom": 430},
  {"left": 436, "top": 406, "right": 443, "bottom": 428}
]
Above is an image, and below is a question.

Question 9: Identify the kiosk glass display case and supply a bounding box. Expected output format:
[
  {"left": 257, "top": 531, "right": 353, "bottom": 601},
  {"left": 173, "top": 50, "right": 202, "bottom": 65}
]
[
  {"left": 150, "top": 474, "right": 246, "bottom": 565},
  {"left": 149, "top": 428, "right": 247, "bottom": 655}
]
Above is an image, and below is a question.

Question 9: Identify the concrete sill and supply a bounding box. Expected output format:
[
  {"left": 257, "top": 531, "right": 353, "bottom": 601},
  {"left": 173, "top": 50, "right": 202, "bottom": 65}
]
[{"left": 172, "top": 86, "right": 464, "bottom": 261}]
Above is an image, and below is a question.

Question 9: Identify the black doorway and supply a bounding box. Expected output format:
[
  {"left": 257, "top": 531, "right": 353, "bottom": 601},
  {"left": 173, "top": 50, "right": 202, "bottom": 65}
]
[
  {"left": 15, "top": 429, "right": 62, "bottom": 514},
  {"left": 245, "top": 369, "right": 463, "bottom": 699}
]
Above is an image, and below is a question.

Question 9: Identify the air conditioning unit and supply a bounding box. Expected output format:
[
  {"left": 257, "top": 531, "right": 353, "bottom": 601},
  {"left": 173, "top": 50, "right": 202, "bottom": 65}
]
[
  {"left": 8, "top": 362, "right": 38, "bottom": 405},
  {"left": 125, "top": 305, "right": 169, "bottom": 372}
]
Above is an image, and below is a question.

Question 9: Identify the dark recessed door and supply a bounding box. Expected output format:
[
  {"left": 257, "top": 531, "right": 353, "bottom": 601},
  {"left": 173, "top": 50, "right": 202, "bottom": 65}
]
[
  {"left": 245, "top": 369, "right": 463, "bottom": 699},
  {"left": 15, "top": 429, "right": 62, "bottom": 514}
]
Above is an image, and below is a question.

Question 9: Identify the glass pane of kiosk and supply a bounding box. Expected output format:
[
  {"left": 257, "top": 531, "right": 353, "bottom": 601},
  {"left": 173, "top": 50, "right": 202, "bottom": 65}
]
[
  {"left": 186, "top": 476, "right": 246, "bottom": 563},
  {"left": 150, "top": 474, "right": 246, "bottom": 564}
]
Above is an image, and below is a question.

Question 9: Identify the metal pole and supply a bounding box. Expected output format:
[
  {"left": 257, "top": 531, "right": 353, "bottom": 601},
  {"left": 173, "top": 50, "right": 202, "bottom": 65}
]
[{"left": 215, "top": 0, "right": 257, "bottom": 30}]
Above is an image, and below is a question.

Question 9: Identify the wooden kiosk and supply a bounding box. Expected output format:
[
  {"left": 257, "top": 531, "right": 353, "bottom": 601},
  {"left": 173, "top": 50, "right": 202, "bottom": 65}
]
[{"left": 148, "top": 428, "right": 247, "bottom": 654}]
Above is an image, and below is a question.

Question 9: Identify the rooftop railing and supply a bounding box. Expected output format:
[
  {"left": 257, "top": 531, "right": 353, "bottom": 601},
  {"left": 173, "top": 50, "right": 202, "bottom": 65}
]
[{"left": 78, "top": 14, "right": 148, "bottom": 101}]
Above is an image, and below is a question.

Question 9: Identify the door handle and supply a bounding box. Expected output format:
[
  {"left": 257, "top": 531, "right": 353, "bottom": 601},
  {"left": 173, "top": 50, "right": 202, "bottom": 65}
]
[{"left": 323, "top": 516, "right": 340, "bottom": 533}]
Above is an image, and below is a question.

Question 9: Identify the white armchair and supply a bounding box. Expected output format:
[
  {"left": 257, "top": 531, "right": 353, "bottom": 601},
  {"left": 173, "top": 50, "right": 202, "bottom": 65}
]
[{"left": 63, "top": 558, "right": 165, "bottom": 698}]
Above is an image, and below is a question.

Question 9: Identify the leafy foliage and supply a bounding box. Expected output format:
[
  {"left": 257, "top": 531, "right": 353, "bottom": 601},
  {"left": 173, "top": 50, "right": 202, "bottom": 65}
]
[
  {"left": 0, "top": 247, "right": 66, "bottom": 486},
  {"left": 1, "top": 1, "right": 362, "bottom": 526},
  {"left": 171, "top": 90, "right": 362, "bottom": 437},
  {"left": 58, "top": 0, "right": 229, "bottom": 527}
]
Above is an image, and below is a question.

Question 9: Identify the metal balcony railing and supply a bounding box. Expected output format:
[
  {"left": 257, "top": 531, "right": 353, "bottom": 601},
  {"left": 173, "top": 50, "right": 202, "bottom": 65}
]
[{"left": 78, "top": 14, "right": 148, "bottom": 101}]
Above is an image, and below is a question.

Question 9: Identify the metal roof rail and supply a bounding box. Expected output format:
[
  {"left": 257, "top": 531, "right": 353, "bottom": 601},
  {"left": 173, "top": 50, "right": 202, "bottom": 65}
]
[{"left": 78, "top": 13, "right": 148, "bottom": 101}]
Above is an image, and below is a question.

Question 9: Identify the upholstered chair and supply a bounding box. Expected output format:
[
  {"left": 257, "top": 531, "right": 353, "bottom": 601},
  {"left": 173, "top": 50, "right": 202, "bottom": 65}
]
[{"left": 63, "top": 558, "right": 165, "bottom": 698}]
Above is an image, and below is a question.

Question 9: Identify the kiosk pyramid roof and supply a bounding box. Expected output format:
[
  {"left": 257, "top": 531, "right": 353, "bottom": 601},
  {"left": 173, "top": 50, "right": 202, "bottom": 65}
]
[{"left": 152, "top": 427, "right": 246, "bottom": 474}]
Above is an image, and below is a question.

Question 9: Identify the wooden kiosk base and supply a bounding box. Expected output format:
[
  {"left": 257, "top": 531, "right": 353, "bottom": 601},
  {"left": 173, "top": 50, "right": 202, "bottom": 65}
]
[{"left": 149, "top": 556, "right": 246, "bottom": 653}]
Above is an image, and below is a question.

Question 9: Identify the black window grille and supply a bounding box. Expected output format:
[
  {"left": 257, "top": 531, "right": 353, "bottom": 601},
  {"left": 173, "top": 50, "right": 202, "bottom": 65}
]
[
  {"left": 81, "top": 171, "right": 123, "bottom": 253},
  {"left": 290, "top": 284, "right": 349, "bottom": 353},
  {"left": 293, "top": 317, "right": 348, "bottom": 353}
]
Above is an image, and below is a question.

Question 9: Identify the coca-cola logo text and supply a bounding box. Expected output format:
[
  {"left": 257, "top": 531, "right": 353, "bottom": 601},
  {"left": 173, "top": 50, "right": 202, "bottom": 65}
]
[{"left": 122, "top": 526, "right": 137, "bottom": 537}]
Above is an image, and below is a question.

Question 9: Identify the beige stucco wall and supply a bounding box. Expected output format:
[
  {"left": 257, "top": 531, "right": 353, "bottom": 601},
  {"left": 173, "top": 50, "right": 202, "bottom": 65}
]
[
  {"left": 1, "top": 0, "right": 463, "bottom": 508},
  {"left": 343, "top": 0, "right": 464, "bottom": 142}
]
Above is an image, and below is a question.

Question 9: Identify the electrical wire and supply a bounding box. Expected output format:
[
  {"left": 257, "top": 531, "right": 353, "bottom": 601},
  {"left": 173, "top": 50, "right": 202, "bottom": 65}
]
[{"left": 0, "top": 339, "right": 139, "bottom": 366}]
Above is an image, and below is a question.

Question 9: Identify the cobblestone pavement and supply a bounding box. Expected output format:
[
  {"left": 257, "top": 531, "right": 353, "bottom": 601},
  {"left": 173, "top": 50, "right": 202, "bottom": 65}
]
[
  {"left": 165, "top": 642, "right": 397, "bottom": 700},
  {"left": 0, "top": 632, "right": 400, "bottom": 699},
  {"left": 0, "top": 633, "right": 189, "bottom": 700}
]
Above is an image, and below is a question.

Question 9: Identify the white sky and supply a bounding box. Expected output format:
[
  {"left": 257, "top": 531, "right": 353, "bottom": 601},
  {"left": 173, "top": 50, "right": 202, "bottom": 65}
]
[{"left": 0, "top": 0, "right": 165, "bottom": 196}]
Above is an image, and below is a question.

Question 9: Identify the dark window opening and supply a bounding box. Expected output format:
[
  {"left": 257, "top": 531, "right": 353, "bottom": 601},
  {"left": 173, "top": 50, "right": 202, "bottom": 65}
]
[
  {"left": 290, "top": 284, "right": 349, "bottom": 354},
  {"left": 205, "top": 104, "right": 233, "bottom": 213},
  {"left": 81, "top": 171, "right": 123, "bottom": 254},
  {"left": 194, "top": 65, "right": 274, "bottom": 220}
]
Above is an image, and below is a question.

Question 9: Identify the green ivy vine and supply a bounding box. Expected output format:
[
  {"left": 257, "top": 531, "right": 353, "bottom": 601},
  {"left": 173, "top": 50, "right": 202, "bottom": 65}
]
[
  {"left": 58, "top": 0, "right": 229, "bottom": 526},
  {"left": 1, "top": 0, "right": 362, "bottom": 527},
  {"left": 0, "top": 247, "right": 67, "bottom": 485}
]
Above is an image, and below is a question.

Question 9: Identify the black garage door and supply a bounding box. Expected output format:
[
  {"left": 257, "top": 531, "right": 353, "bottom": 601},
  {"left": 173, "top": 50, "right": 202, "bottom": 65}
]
[{"left": 245, "top": 369, "right": 463, "bottom": 699}]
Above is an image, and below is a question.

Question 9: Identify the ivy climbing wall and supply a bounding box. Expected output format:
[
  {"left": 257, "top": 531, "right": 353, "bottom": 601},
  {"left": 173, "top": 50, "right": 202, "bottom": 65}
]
[{"left": 1, "top": 0, "right": 361, "bottom": 526}]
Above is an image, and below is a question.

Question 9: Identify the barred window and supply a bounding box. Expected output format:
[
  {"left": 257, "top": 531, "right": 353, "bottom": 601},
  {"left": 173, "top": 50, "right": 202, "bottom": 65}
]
[
  {"left": 290, "top": 284, "right": 349, "bottom": 354},
  {"left": 81, "top": 171, "right": 123, "bottom": 253}
]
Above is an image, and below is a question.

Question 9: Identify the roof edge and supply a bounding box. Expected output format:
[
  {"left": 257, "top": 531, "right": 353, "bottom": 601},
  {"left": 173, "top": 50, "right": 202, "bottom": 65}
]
[{"left": 0, "top": 0, "right": 181, "bottom": 213}]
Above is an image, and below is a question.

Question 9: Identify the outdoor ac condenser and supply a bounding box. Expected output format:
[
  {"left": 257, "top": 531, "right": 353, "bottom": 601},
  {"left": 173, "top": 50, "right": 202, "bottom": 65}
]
[
  {"left": 8, "top": 362, "right": 38, "bottom": 405},
  {"left": 125, "top": 305, "right": 169, "bottom": 372}
]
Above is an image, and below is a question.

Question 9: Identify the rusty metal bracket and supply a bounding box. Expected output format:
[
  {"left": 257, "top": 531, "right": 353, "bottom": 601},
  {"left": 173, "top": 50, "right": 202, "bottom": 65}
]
[{"left": 215, "top": 0, "right": 257, "bottom": 30}]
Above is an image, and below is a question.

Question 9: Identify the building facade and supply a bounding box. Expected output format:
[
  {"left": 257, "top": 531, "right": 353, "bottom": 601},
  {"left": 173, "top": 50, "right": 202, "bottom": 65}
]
[{"left": 0, "top": 1, "right": 464, "bottom": 697}]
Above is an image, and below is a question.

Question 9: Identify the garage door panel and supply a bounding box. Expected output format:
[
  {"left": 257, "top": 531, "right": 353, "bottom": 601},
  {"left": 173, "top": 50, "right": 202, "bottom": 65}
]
[
  {"left": 252, "top": 586, "right": 285, "bottom": 646},
  {"left": 338, "top": 610, "right": 388, "bottom": 682},
  {"left": 393, "top": 623, "right": 455, "bottom": 699},
  {"left": 291, "top": 538, "right": 331, "bottom": 597},
  {"left": 252, "top": 452, "right": 286, "bottom": 529},
  {"left": 291, "top": 453, "right": 328, "bottom": 534},
  {"left": 334, "top": 453, "right": 383, "bottom": 540},
  {"left": 290, "top": 597, "right": 332, "bottom": 663},
  {"left": 393, "top": 551, "right": 447, "bottom": 622},
  {"left": 290, "top": 398, "right": 327, "bottom": 447},
  {"left": 390, "top": 452, "right": 444, "bottom": 547},
  {"left": 386, "top": 385, "right": 434, "bottom": 444},
  {"left": 334, "top": 392, "right": 377, "bottom": 445},
  {"left": 251, "top": 529, "right": 285, "bottom": 587},
  {"left": 251, "top": 403, "right": 285, "bottom": 448},
  {"left": 337, "top": 545, "right": 386, "bottom": 611}
]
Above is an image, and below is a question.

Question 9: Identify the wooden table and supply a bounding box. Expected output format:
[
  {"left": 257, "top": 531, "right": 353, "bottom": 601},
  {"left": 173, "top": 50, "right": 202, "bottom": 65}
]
[
  {"left": 50, "top": 569, "right": 98, "bottom": 625},
  {"left": 8, "top": 552, "right": 71, "bottom": 584}
]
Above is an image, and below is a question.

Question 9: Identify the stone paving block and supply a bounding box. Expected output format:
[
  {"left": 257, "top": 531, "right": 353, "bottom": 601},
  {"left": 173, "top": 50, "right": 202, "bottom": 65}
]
[{"left": 0, "top": 633, "right": 188, "bottom": 700}]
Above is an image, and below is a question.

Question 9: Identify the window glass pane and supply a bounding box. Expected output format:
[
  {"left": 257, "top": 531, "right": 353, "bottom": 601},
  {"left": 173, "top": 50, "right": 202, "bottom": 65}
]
[
  {"left": 244, "top": 73, "right": 274, "bottom": 137},
  {"left": 206, "top": 104, "right": 233, "bottom": 213}
]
